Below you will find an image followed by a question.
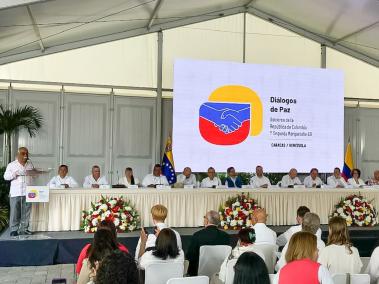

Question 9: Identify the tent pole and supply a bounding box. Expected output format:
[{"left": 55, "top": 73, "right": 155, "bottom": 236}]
[{"left": 156, "top": 31, "right": 163, "bottom": 164}]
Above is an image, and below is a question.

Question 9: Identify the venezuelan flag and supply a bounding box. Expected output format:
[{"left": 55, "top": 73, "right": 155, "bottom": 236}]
[
  {"left": 162, "top": 136, "right": 176, "bottom": 185},
  {"left": 342, "top": 142, "right": 354, "bottom": 181}
]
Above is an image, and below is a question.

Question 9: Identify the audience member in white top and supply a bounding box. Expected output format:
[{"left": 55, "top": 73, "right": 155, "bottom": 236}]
[
  {"left": 83, "top": 165, "right": 108, "bottom": 188},
  {"left": 366, "top": 246, "right": 379, "bottom": 284},
  {"left": 276, "top": 212, "right": 325, "bottom": 271},
  {"left": 276, "top": 206, "right": 322, "bottom": 247},
  {"left": 47, "top": 165, "right": 79, "bottom": 188},
  {"left": 251, "top": 208, "right": 277, "bottom": 245},
  {"left": 134, "top": 204, "right": 182, "bottom": 262},
  {"left": 327, "top": 167, "right": 347, "bottom": 188},
  {"left": 368, "top": 170, "right": 379, "bottom": 186},
  {"left": 138, "top": 228, "right": 184, "bottom": 270},
  {"left": 280, "top": 168, "right": 302, "bottom": 188},
  {"left": 348, "top": 168, "right": 365, "bottom": 187},
  {"left": 176, "top": 167, "right": 197, "bottom": 186},
  {"left": 318, "top": 216, "right": 362, "bottom": 274},
  {"left": 250, "top": 165, "right": 271, "bottom": 188},
  {"left": 200, "top": 167, "right": 222, "bottom": 188},
  {"left": 142, "top": 164, "right": 169, "bottom": 187},
  {"left": 118, "top": 167, "right": 139, "bottom": 187},
  {"left": 303, "top": 168, "right": 323, "bottom": 188}
]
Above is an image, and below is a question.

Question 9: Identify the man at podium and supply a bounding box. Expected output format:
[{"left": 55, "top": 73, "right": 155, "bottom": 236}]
[{"left": 3, "top": 147, "right": 34, "bottom": 236}]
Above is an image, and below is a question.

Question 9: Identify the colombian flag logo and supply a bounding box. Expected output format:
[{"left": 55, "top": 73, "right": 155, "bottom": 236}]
[{"left": 199, "top": 85, "right": 263, "bottom": 145}]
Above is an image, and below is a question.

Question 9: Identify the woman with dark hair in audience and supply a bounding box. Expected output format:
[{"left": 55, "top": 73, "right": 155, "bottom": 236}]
[
  {"left": 76, "top": 221, "right": 128, "bottom": 274},
  {"left": 138, "top": 228, "right": 184, "bottom": 269},
  {"left": 347, "top": 168, "right": 365, "bottom": 187},
  {"left": 119, "top": 167, "right": 139, "bottom": 187},
  {"left": 233, "top": 251, "right": 270, "bottom": 284},
  {"left": 95, "top": 250, "right": 139, "bottom": 284},
  {"left": 77, "top": 229, "right": 119, "bottom": 284}
]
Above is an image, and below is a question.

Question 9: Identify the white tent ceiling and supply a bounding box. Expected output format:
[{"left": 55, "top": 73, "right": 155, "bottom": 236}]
[{"left": 0, "top": 0, "right": 378, "bottom": 67}]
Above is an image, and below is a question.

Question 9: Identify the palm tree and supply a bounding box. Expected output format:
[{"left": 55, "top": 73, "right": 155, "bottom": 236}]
[{"left": 0, "top": 105, "right": 43, "bottom": 165}]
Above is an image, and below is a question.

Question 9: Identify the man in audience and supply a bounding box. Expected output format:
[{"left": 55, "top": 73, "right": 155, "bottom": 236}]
[
  {"left": 303, "top": 168, "right": 323, "bottom": 188},
  {"left": 47, "top": 164, "right": 78, "bottom": 188},
  {"left": 186, "top": 210, "right": 231, "bottom": 276},
  {"left": 276, "top": 206, "right": 322, "bottom": 247},
  {"left": 83, "top": 165, "right": 108, "bottom": 188},
  {"left": 225, "top": 167, "right": 242, "bottom": 188},
  {"left": 201, "top": 167, "right": 222, "bottom": 188},
  {"left": 134, "top": 204, "right": 181, "bottom": 261},
  {"left": 176, "top": 167, "right": 197, "bottom": 186},
  {"left": 250, "top": 208, "right": 276, "bottom": 245},
  {"left": 250, "top": 165, "right": 271, "bottom": 188},
  {"left": 368, "top": 170, "right": 379, "bottom": 186},
  {"left": 142, "top": 164, "right": 169, "bottom": 187},
  {"left": 327, "top": 167, "right": 347, "bottom": 188},
  {"left": 280, "top": 168, "right": 302, "bottom": 188}
]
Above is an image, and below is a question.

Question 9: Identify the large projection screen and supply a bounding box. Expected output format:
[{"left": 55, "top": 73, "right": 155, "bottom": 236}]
[{"left": 173, "top": 59, "right": 344, "bottom": 173}]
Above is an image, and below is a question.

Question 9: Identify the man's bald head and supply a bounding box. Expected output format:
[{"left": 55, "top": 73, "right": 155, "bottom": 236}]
[{"left": 252, "top": 208, "right": 268, "bottom": 224}]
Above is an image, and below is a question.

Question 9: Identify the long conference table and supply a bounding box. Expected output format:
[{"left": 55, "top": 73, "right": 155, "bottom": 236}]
[{"left": 30, "top": 188, "right": 379, "bottom": 232}]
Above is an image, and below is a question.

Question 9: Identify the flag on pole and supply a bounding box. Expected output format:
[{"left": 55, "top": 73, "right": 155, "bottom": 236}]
[
  {"left": 162, "top": 136, "right": 176, "bottom": 185},
  {"left": 342, "top": 142, "right": 354, "bottom": 181}
]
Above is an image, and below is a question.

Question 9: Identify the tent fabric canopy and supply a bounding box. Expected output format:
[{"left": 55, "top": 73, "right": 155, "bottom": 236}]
[{"left": 0, "top": 0, "right": 378, "bottom": 67}]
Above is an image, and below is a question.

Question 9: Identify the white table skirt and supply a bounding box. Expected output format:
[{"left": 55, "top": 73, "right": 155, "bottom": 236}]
[{"left": 29, "top": 188, "right": 379, "bottom": 231}]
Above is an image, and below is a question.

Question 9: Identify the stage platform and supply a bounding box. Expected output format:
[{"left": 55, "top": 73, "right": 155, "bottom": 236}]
[{"left": 0, "top": 225, "right": 378, "bottom": 267}]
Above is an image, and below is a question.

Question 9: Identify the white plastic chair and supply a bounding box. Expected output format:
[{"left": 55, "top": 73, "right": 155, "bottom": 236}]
[
  {"left": 198, "top": 245, "right": 232, "bottom": 278},
  {"left": 224, "top": 258, "right": 238, "bottom": 284},
  {"left": 253, "top": 244, "right": 278, "bottom": 274},
  {"left": 269, "top": 274, "right": 276, "bottom": 284},
  {"left": 332, "top": 273, "right": 348, "bottom": 284},
  {"left": 145, "top": 262, "right": 184, "bottom": 284},
  {"left": 167, "top": 276, "right": 209, "bottom": 284},
  {"left": 350, "top": 274, "right": 370, "bottom": 284},
  {"left": 361, "top": 257, "right": 370, "bottom": 273}
]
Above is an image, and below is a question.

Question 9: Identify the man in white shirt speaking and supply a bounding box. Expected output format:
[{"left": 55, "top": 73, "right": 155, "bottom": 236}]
[
  {"left": 47, "top": 164, "right": 79, "bottom": 188},
  {"left": 200, "top": 167, "right": 222, "bottom": 188},
  {"left": 303, "top": 168, "right": 323, "bottom": 188},
  {"left": 176, "top": 167, "right": 197, "bottom": 187},
  {"left": 142, "top": 164, "right": 169, "bottom": 188},
  {"left": 250, "top": 165, "right": 271, "bottom": 188},
  {"left": 327, "top": 167, "right": 347, "bottom": 188},
  {"left": 83, "top": 165, "right": 108, "bottom": 188},
  {"left": 280, "top": 168, "right": 302, "bottom": 188}
]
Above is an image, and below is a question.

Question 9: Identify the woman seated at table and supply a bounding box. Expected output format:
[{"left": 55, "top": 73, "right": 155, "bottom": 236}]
[
  {"left": 119, "top": 167, "right": 139, "bottom": 187},
  {"left": 347, "top": 168, "right": 365, "bottom": 188}
]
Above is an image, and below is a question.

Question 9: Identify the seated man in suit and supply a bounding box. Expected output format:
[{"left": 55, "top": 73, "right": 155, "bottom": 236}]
[
  {"left": 186, "top": 210, "right": 231, "bottom": 276},
  {"left": 225, "top": 167, "right": 243, "bottom": 188}
]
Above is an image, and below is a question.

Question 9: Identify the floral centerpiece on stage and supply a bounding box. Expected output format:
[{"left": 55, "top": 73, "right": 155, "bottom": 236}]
[
  {"left": 332, "top": 194, "right": 377, "bottom": 226},
  {"left": 81, "top": 196, "right": 140, "bottom": 233},
  {"left": 219, "top": 193, "right": 260, "bottom": 230}
]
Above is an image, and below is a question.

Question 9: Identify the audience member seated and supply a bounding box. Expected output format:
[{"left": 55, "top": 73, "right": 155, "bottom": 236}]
[
  {"left": 251, "top": 208, "right": 276, "bottom": 245},
  {"left": 138, "top": 228, "right": 184, "bottom": 269},
  {"left": 225, "top": 167, "right": 243, "bottom": 188},
  {"left": 186, "top": 210, "right": 231, "bottom": 276},
  {"left": 219, "top": 228, "right": 265, "bottom": 282},
  {"left": 366, "top": 245, "right": 379, "bottom": 284},
  {"left": 201, "top": 167, "right": 222, "bottom": 188},
  {"left": 368, "top": 170, "right": 379, "bottom": 186},
  {"left": 274, "top": 231, "right": 333, "bottom": 284},
  {"left": 142, "top": 164, "right": 169, "bottom": 187},
  {"left": 83, "top": 165, "right": 108, "bottom": 188},
  {"left": 134, "top": 204, "right": 182, "bottom": 261},
  {"left": 47, "top": 164, "right": 78, "bottom": 188},
  {"left": 319, "top": 216, "right": 362, "bottom": 274},
  {"left": 119, "top": 167, "right": 139, "bottom": 187},
  {"left": 276, "top": 206, "right": 321, "bottom": 247},
  {"left": 303, "top": 168, "right": 323, "bottom": 188},
  {"left": 176, "top": 167, "right": 197, "bottom": 186},
  {"left": 76, "top": 221, "right": 128, "bottom": 274},
  {"left": 280, "top": 168, "right": 302, "bottom": 188},
  {"left": 77, "top": 229, "right": 119, "bottom": 284},
  {"left": 250, "top": 166, "right": 271, "bottom": 188},
  {"left": 233, "top": 251, "right": 270, "bottom": 284},
  {"left": 276, "top": 212, "right": 325, "bottom": 270},
  {"left": 348, "top": 168, "right": 365, "bottom": 187},
  {"left": 95, "top": 250, "right": 139, "bottom": 284},
  {"left": 327, "top": 167, "right": 347, "bottom": 188}
]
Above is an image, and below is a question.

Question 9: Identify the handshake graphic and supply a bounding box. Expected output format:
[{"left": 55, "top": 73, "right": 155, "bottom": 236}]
[{"left": 199, "top": 102, "right": 250, "bottom": 134}]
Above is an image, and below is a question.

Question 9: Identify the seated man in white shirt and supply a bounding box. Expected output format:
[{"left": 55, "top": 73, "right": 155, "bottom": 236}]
[
  {"left": 250, "top": 208, "right": 276, "bottom": 245},
  {"left": 280, "top": 168, "right": 302, "bottom": 188},
  {"left": 142, "top": 164, "right": 169, "bottom": 188},
  {"left": 327, "top": 167, "right": 347, "bottom": 188},
  {"left": 83, "top": 165, "right": 108, "bottom": 188},
  {"left": 250, "top": 165, "right": 271, "bottom": 188},
  {"left": 176, "top": 167, "right": 197, "bottom": 186},
  {"left": 47, "top": 164, "right": 79, "bottom": 188},
  {"left": 135, "top": 204, "right": 182, "bottom": 261},
  {"left": 303, "top": 168, "right": 323, "bottom": 188},
  {"left": 201, "top": 167, "right": 222, "bottom": 188},
  {"left": 276, "top": 206, "right": 322, "bottom": 247}
]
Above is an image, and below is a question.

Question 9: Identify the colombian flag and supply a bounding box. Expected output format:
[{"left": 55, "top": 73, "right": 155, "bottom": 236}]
[
  {"left": 342, "top": 142, "right": 354, "bottom": 181},
  {"left": 162, "top": 136, "right": 176, "bottom": 185}
]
